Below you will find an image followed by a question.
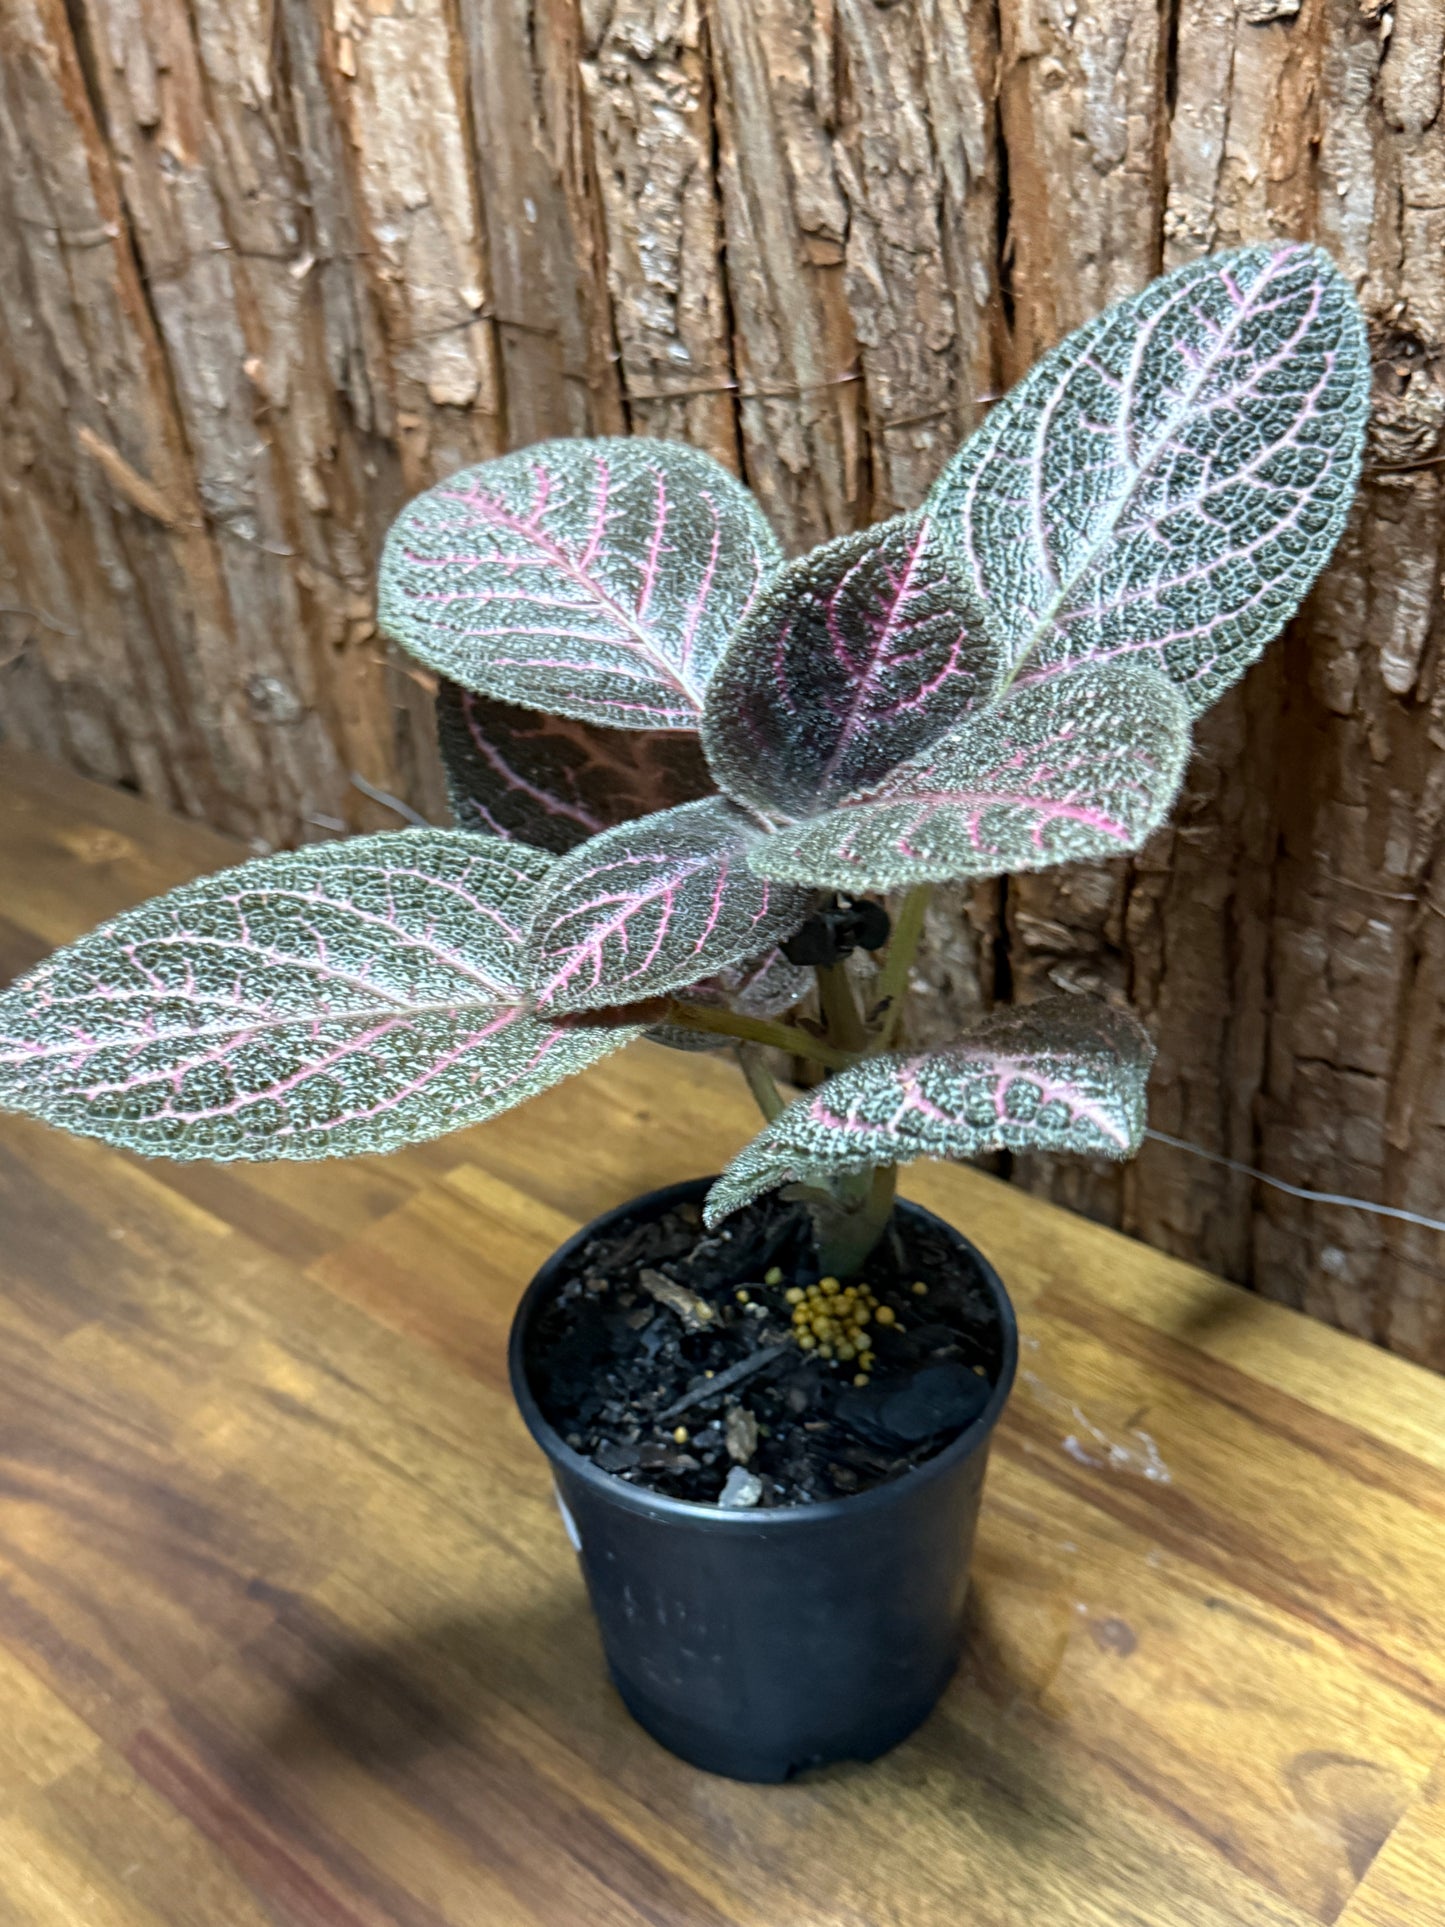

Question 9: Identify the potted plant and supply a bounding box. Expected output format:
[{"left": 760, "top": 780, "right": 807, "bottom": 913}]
[{"left": 0, "top": 245, "right": 1368, "bottom": 1781}]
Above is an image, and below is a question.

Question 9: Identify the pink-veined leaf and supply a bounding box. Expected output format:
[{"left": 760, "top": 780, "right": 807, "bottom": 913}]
[
  {"left": 526, "top": 797, "right": 813, "bottom": 1015},
  {"left": 746, "top": 663, "right": 1190, "bottom": 890},
  {"left": 380, "top": 438, "right": 783, "bottom": 730},
  {"left": 0, "top": 832, "right": 634, "bottom": 1161},
  {"left": 700, "top": 512, "right": 1001, "bottom": 818},
  {"left": 648, "top": 946, "right": 813, "bottom": 1052},
  {"left": 437, "top": 679, "right": 715, "bottom": 855},
  {"left": 927, "top": 244, "right": 1369, "bottom": 712},
  {"left": 704, "top": 997, "right": 1154, "bottom": 1224}
]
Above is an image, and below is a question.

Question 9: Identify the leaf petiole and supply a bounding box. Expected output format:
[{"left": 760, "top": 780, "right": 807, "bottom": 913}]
[
  {"left": 665, "top": 1000, "right": 854, "bottom": 1070},
  {"left": 872, "top": 884, "right": 933, "bottom": 1050},
  {"left": 815, "top": 961, "right": 869, "bottom": 1056},
  {"left": 736, "top": 1045, "right": 786, "bottom": 1122}
]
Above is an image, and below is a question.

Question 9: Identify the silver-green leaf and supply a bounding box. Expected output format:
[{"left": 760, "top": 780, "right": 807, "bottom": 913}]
[
  {"left": 746, "top": 664, "right": 1191, "bottom": 890},
  {"left": 380, "top": 438, "right": 782, "bottom": 730},
  {"left": 0, "top": 831, "right": 633, "bottom": 1160},
  {"left": 704, "top": 997, "right": 1154, "bottom": 1224},
  {"left": 927, "top": 244, "right": 1370, "bottom": 712},
  {"left": 526, "top": 797, "right": 813, "bottom": 1014}
]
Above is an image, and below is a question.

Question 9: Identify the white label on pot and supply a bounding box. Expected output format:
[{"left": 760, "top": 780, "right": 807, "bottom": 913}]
[{"left": 554, "top": 1481, "right": 583, "bottom": 1552}]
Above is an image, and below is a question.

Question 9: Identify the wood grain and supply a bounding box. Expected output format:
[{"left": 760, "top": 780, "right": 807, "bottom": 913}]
[{"left": 1, "top": 746, "right": 1444, "bottom": 1926}]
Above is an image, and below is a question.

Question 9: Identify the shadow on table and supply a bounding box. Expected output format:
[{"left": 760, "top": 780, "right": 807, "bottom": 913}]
[
  {"left": 259, "top": 1583, "right": 608, "bottom": 1776},
  {"left": 254, "top": 1573, "right": 1077, "bottom": 1853}
]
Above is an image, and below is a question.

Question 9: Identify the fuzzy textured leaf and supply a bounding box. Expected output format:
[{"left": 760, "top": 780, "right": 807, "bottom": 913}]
[
  {"left": 927, "top": 244, "right": 1370, "bottom": 712},
  {"left": 648, "top": 946, "right": 813, "bottom": 1052},
  {"left": 527, "top": 798, "right": 813, "bottom": 1014},
  {"left": 437, "top": 679, "right": 714, "bottom": 855},
  {"left": 0, "top": 832, "right": 633, "bottom": 1161},
  {"left": 701, "top": 513, "right": 1000, "bottom": 817},
  {"left": 746, "top": 664, "right": 1191, "bottom": 890},
  {"left": 380, "top": 439, "right": 782, "bottom": 730},
  {"left": 704, "top": 998, "right": 1154, "bottom": 1224}
]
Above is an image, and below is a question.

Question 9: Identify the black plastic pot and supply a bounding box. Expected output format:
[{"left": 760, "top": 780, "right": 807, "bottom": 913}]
[{"left": 508, "top": 1176, "right": 1018, "bottom": 1783}]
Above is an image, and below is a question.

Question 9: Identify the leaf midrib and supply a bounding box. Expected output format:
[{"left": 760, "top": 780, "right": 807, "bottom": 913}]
[{"left": 1, "top": 994, "right": 532, "bottom": 1067}]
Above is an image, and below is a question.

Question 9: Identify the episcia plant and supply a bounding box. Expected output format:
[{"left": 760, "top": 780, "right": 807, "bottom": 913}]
[{"left": 0, "top": 245, "right": 1370, "bottom": 1283}]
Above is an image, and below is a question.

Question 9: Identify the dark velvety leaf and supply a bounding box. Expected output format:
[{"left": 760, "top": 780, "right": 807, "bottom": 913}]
[
  {"left": 0, "top": 832, "right": 634, "bottom": 1160},
  {"left": 380, "top": 438, "right": 782, "bottom": 730},
  {"left": 926, "top": 244, "right": 1370, "bottom": 712},
  {"left": 527, "top": 798, "right": 813, "bottom": 1015},
  {"left": 437, "top": 679, "right": 715, "bottom": 855},
  {"left": 701, "top": 512, "right": 1000, "bottom": 818},
  {"left": 704, "top": 997, "right": 1154, "bottom": 1223},
  {"left": 747, "top": 663, "right": 1190, "bottom": 890}
]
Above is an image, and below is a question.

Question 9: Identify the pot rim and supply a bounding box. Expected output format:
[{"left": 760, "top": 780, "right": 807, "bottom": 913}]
[{"left": 507, "top": 1175, "right": 1019, "bottom": 1529}]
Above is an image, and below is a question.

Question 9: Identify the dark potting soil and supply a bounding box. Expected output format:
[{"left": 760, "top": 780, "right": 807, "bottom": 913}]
[{"left": 525, "top": 1193, "right": 1005, "bottom": 1509}]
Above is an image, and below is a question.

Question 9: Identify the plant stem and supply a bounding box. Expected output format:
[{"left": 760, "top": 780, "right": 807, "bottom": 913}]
[
  {"left": 736, "top": 1045, "right": 785, "bottom": 1122},
  {"left": 815, "top": 1164, "right": 899, "bottom": 1279},
  {"left": 665, "top": 999, "right": 853, "bottom": 1070},
  {"left": 872, "top": 884, "right": 933, "bottom": 1050},
  {"left": 805, "top": 953, "right": 899, "bottom": 1275},
  {"left": 815, "top": 961, "right": 869, "bottom": 1057}
]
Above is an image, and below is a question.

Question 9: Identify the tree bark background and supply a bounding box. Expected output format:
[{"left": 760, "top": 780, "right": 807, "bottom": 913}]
[{"left": 2, "top": 0, "right": 1443, "bottom": 1359}]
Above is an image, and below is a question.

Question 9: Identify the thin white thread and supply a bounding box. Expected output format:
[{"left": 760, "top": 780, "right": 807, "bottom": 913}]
[
  {"left": 348, "top": 772, "right": 433, "bottom": 829},
  {"left": 1144, "top": 1128, "right": 1445, "bottom": 1237}
]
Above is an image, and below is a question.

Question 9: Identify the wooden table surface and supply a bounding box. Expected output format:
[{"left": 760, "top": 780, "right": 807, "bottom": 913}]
[{"left": 1, "top": 746, "right": 1444, "bottom": 1927}]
